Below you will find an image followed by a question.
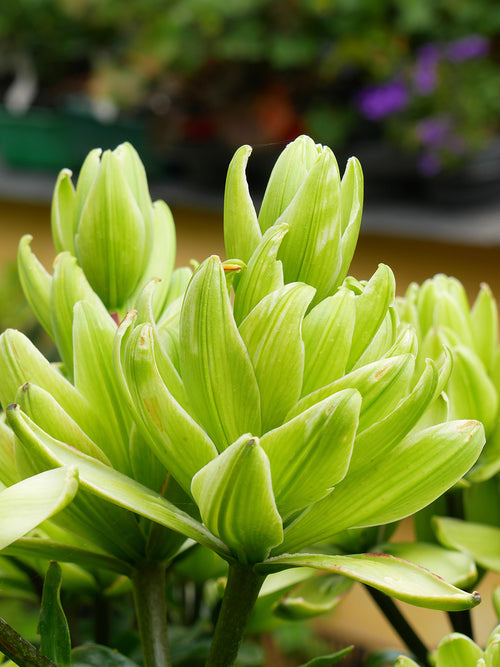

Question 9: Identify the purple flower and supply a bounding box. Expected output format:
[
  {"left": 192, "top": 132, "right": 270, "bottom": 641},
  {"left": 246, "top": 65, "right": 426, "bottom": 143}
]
[
  {"left": 414, "top": 43, "right": 440, "bottom": 95},
  {"left": 446, "top": 35, "right": 489, "bottom": 62},
  {"left": 356, "top": 81, "right": 409, "bottom": 120},
  {"left": 415, "top": 116, "right": 451, "bottom": 146}
]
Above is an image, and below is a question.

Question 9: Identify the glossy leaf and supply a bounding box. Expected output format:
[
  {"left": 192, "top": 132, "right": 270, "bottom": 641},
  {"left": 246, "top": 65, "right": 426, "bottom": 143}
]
[
  {"left": 38, "top": 561, "right": 71, "bottom": 667},
  {"left": 72, "top": 644, "right": 140, "bottom": 667},
  {"left": 191, "top": 436, "right": 283, "bottom": 563},
  {"left": 434, "top": 517, "right": 500, "bottom": 572},
  {"left": 179, "top": 256, "right": 261, "bottom": 449},
  {"left": 257, "top": 553, "right": 481, "bottom": 611},
  {"left": 298, "top": 646, "right": 354, "bottom": 667},
  {"left": 337, "top": 155, "right": 363, "bottom": 281},
  {"left": 0, "top": 467, "right": 78, "bottom": 551},
  {"left": 275, "top": 573, "right": 354, "bottom": 620},
  {"left": 471, "top": 283, "right": 498, "bottom": 372},
  {"left": 377, "top": 542, "right": 477, "bottom": 589}
]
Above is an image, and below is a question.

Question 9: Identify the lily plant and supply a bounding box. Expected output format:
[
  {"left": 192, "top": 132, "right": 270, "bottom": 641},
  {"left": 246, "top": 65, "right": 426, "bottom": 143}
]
[{"left": 0, "top": 137, "right": 488, "bottom": 667}]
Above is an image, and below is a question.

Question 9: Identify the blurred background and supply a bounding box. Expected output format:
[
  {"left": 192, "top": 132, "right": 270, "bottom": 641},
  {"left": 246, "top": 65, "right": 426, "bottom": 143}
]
[{"left": 2, "top": 0, "right": 500, "bottom": 662}]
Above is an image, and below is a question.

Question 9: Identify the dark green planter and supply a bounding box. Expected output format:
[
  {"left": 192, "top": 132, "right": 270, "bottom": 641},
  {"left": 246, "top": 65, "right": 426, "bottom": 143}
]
[{"left": 0, "top": 106, "right": 150, "bottom": 171}]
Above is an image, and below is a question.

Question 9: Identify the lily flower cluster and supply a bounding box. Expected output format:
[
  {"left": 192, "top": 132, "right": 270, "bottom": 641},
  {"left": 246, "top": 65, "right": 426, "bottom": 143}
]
[{"left": 0, "top": 136, "right": 487, "bottom": 666}]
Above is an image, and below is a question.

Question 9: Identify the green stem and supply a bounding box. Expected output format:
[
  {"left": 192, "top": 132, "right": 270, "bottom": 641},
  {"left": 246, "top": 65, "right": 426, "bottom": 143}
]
[
  {"left": 206, "top": 561, "right": 265, "bottom": 667},
  {"left": 367, "top": 586, "right": 431, "bottom": 667},
  {"left": 131, "top": 561, "right": 171, "bottom": 667},
  {"left": 0, "top": 617, "right": 56, "bottom": 667}
]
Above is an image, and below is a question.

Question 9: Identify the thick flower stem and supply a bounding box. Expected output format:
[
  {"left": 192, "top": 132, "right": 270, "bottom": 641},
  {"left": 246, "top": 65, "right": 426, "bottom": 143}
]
[
  {"left": 132, "top": 561, "right": 171, "bottom": 667},
  {"left": 206, "top": 561, "right": 265, "bottom": 667},
  {"left": 367, "top": 586, "right": 431, "bottom": 666}
]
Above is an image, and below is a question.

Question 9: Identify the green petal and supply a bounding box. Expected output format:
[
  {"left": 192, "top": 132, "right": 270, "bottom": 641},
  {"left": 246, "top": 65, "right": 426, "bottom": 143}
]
[
  {"left": 7, "top": 405, "right": 229, "bottom": 560},
  {"left": 126, "top": 200, "right": 176, "bottom": 317},
  {"left": 191, "top": 436, "right": 283, "bottom": 564},
  {"left": 16, "top": 382, "right": 111, "bottom": 466},
  {"left": 277, "top": 147, "right": 343, "bottom": 304},
  {"left": 337, "top": 156, "right": 363, "bottom": 282},
  {"left": 17, "top": 235, "right": 54, "bottom": 338},
  {"left": 0, "top": 467, "right": 78, "bottom": 551},
  {"left": 179, "top": 256, "right": 261, "bottom": 449},
  {"left": 51, "top": 168, "right": 76, "bottom": 255},
  {"left": 258, "top": 135, "right": 320, "bottom": 234},
  {"left": 260, "top": 389, "right": 360, "bottom": 515},
  {"left": 233, "top": 223, "right": 287, "bottom": 325},
  {"left": 76, "top": 151, "right": 147, "bottom": 310},
  {"left": 302, "top": 287, "right": 356, "bottom": 395},
  {"left": 73, "top": 300, "right": 131, "bottom": 474},
  {"left": 435, "top": 633, "right": 484, "bottom": 666},
  {"left": 257, "top": 552, "right": 480, "bottom": 611},
  {"left": 239, "top": 282, "right": 315, "bottom": 431},
  {"left": 280, "top": 420, "right": 484, "bottom": 552},
  {"left": 50, "top": 251, "right": 111, "bottom": 378},
  {"left": 434, "top": 517, "right": 500, "bottom": 573},
  {"left": 471, "top": 283, "right": 498, "bottom": 371},
  {"left": 223, "top": 145, "right": 261, "bottom": 263},
  {"left": 447, "top": 346, "right": 498, "bottom": 436},
  {"left": 346, "top": 264, "right": 396, "bottom": 370},
  {"left": 122, "top": 322, "right": 217, "bottom": 493}
]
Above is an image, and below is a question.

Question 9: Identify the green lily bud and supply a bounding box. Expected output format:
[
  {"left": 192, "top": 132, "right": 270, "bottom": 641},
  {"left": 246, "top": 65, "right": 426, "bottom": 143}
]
[
  {"left": 224, "top": 135, "right": 363, "bottom": 305},
  {"left": 51, "top": 143, "right": 174, "bottom": 313},
  {"left": 191, "top": 435, "right": 283, "bottom": 564}
]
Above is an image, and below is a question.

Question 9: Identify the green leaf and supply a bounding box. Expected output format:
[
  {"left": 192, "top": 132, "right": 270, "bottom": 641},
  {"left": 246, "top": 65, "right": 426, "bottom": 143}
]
[
  {"left": 51, "top": 168, "right": 76, "bottom": 255},
  {"left": 72, "top": 644, "right": 140, "bottom": 667},
  {"left": 223, "top": 145, "right": 262, "bottom": 264},
  {"left": 17, "top": 235, "right": 54, "bottom": 338},
  {"left": 280, "top": 420, "right": 485, "bottom": 552},
  {"left": 301, "top": 287, "right": 356, "bottom": 395},
  {"left": 257, "top": 553, "right": 481, "bottom": 611},
  {"left": 435, "top": 632, "right": 483, "bottom": 667},
  {"left": 297, "top": 646, "right": 354, "bottom": 667},
  {"left": 38, "top": 562, "right": 71, "bottom": 667},
  {"left": 191, "top": 436, "right": 283, "bottom": 564},
  {"left": 0, "top": 467, "right": 78, "bottom": 551},
  {"left": 233, "top": 223, "right": 287, "bottom": 325},
  {"left": 4, "top": 538, "right": 132, "bottom": 576},
  {"left": 377, "top": 542, "right": 477, "bottom": 589},
  {"left": 6, "top": 405, "right": 230, "bottom": 560},
  {"left": 275, "top": 573, "right": 354, "bottom": 620},
  {"left": 0, "top": 416, "right": 18, "bottom": 488},
  {"left": 434, "top": 517, "right": 500, "bottom": 572},
  {"left": 179, "top": 256, "right": 261, "bottom": 450},
  {"left": 260, "top": 389, "right": 360, "bottom": 515},
  {"left": 239, "top": 282, "right": 315, "bottom": 431}
]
